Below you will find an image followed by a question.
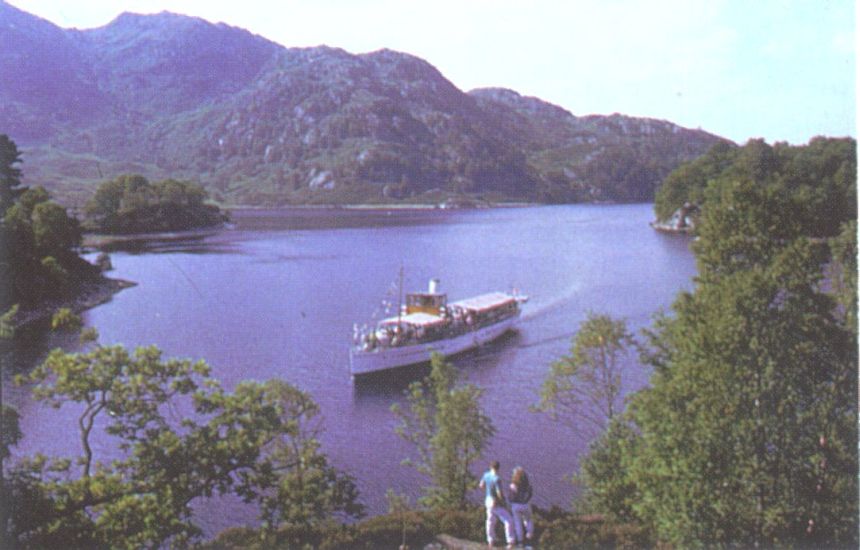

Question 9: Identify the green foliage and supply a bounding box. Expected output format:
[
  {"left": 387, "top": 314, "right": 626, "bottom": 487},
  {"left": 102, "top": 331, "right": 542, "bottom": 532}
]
[
  {"left": 0, "top": 134, "right": 25, "bottom": 213},
  {"left": 629, "top": 261, "right": 856, "bottom": 546},
  {"left": 0, "top": 305, "right": 20, "bottom": 549},
  {"left": 654, "top": 137, "right": 856, "bottom": 238},
  {"left": 0, "top": 407, "right": 21, "bottom": 464},
  {"left": 579, "top": 166, "right": 859, "bottom": 547},
  {"left": 575, "top": 416, "right": 641, "bottom": 524},
  {"left": 2, "top": 186, "right": 91, "bottom": 307},
  {"left": 654, "top": 140, "right": 738, "bottom": 221},
  {"left": 535, "top": 512, "right": 650, "bottom": 549},
  {"left": 50, "top": 307, "right": 83, "bottom": 333},
  {"left": 535, "top": 312, "right": 634, "bottom": 437},
  {"left": 84, "top": 175, "right": 226, "bottom": 234},
  {"left": 828, "top": 220, "right": 857, "bottom": 334},
  {"left": 31, "top": 201, "right": 81, "bottom": 256},
  {"left": 0, "top": 305, "right": 17, "bottom": 339},
  {"left": 693, "top": 177, "right": 806, "bottom": 281},
  {"left": 252, "top": 380, "right": 364, "bottom": 530},
  {"left": 578, "top": 145, "right": 662, "bottom": 202},
  {"left": 391, "top": 354, "right": 495, "bottom": 510},
  {"left": 7, "top": 343, "right": 362, "bottom": 548},
  {"left": 0, "top": 139, "right": 96, "bottom": 309},
  {"left": 39, "top": 257, "right": 70, "bottom": 290}
]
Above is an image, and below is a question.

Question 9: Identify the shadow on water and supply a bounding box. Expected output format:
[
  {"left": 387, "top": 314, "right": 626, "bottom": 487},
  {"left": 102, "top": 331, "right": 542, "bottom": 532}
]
[
  {"left": 230, "top": 207, "right": 465, "bottom": 232},
  {"left": 654, "top": 230, "right": 695, "bottom": 253},
  {"left": 1, "top": 319, "right": 83, "bottom": 375},
  {"left": 352, "top": 362, "right": 433, "bottom": 399},
  {"left": 452, "top": 331, "right": 524, "bottom": 371},
  {"left": 251, "top": 253, "right": 340, "bottom": 265},
  {"left": 95, "top": 237, "right": 242, "bottom": 256},
  {"left": 351, "top": 330, "right": 524, "bottom": 400}
]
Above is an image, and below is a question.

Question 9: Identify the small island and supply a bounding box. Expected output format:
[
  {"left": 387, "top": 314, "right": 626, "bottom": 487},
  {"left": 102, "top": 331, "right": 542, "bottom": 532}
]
[{"left": 83, "top": 175, "right": 228, "bottom": 234}]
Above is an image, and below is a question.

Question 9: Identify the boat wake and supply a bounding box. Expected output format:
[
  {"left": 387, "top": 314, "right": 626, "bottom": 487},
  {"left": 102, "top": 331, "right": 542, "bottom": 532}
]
[{"left": 519, "top": 282, "right": 581, "bottom": 322}]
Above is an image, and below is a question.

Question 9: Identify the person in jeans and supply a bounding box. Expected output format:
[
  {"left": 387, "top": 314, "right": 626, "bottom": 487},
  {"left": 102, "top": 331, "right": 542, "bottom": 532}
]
[
  {"left": 509, "top": 466, "right": 534, "bottom": 544},
  {"left": 479, "top": 460, "right": 514, "bottom": 547}
]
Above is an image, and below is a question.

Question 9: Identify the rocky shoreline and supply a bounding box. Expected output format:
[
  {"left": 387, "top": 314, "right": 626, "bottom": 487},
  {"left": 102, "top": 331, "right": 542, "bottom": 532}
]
[
  {"left": 650, "top": 202, "right": 699, "bottom": 234},
  {"left": 11, "top": 276, "right": 136, "bottom": 330}
]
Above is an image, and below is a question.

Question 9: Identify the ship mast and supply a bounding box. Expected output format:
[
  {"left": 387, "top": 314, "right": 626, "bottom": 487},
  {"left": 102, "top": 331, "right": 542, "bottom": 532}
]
[{"left": 397, "top": 265, "right": 403, "bottom": 328}]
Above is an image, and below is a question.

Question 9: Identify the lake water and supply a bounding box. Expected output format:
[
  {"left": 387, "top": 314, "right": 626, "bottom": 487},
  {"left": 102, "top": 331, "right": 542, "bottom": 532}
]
[{"left": 5, "top": 204, "right": 696, "bottom": 535}]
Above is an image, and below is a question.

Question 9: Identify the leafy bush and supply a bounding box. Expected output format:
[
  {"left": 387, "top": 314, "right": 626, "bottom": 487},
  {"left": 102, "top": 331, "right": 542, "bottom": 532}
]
[{"left": 536, "top": 513, "right": 651, "bottom": 549}]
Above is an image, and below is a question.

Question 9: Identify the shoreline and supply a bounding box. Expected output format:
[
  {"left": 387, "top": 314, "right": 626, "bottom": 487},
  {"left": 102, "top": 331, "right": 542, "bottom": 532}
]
[
  {"left": 12, "top": 276, "right": 137, "bottom": 330},
  {"left": 217, "top": 201, "right": 540, "bottom": 210}
]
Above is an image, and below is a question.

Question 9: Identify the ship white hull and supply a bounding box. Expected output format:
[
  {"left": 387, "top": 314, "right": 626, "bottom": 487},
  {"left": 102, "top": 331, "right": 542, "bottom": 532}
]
[{"left": 350, "top": 314, "right": 519, "bottom": 375}]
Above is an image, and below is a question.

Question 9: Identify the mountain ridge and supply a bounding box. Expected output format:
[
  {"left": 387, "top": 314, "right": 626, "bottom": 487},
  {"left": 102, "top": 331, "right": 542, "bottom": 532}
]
[{"left": 0, "top": 1, "right": 731, "bottom": 205}]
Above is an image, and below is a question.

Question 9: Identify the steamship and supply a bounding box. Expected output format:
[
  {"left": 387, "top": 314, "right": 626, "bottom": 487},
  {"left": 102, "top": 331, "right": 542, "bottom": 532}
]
[{"left": 350, "top": 278, "right": 527, "bottom": 376}]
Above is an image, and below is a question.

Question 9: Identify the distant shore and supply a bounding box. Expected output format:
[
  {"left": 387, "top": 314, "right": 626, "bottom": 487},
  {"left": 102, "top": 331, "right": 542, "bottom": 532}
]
[{"left": 215, "top": 201, "right": 538, "bottom": 211}]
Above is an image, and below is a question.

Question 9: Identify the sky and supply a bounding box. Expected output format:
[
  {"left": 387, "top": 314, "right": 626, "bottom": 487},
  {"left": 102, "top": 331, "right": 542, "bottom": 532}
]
[{"left": 8, "top": 0, "right": 857, "bottom": 144}]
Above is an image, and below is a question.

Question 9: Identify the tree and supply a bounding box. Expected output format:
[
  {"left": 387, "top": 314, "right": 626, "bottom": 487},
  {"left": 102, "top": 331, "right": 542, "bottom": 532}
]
[
  {"left": 2, "top": 186, "right": 90, "bottom": 307},
  {"left": 692, "top": 177, "right": 805, "bottom": 282},
  {"left": 8, "top": 329, "right": 362, "bottom": 548},
  {"left": 534, "top": 312, "right": 634, "bottom": 439},
  {"left": 392, "top": 354, "right": 494, "bottom": 510},
  {"left": 628, "top": 249, "right": 857, "bottom": 547},
  {"left": 580, "top": 175, "right": 858, "bottom": 547},
  {"left": 0, "top": 305, "right": 21, "bottom": 550},
  {"left": 828, "top": 219, "right": 857, "bottom": 334},
  {"left": 575, "top": 415, "right": 640, "bottom": 523},
  {"left": 0, "top": 134, "right": 25, "bottom": 213},
  {"left": 253, "top": 380, "right": 364, "bottom": 531},
  {"left": 653, "top": 140, "right": 737, "bottom": 221},
  {"left": 31, "top": 201, "right": 81, "bottom": 259}
]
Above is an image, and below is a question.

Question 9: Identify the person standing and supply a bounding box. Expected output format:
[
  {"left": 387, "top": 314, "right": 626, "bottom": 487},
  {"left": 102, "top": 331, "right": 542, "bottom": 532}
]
[
  {"left": 479, "top": 460, "right": 515, "bottom": 548},
  {"left": 509, "top": 466, "right": 534, "bottom": 544}
]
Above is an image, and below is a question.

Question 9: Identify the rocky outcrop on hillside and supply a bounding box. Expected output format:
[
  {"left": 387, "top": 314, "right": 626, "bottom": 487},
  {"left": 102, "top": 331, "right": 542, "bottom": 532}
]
[{"left": 1, "top": 1, "right": 730, "bottom": 205}]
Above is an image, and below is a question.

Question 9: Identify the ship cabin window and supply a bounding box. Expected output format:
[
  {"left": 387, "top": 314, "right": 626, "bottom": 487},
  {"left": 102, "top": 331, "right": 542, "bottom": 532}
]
[
  {"left": 406, "top": 293, "right": 446, "bottom": 314},
  {"left": 462, "top": 299, "right": 517, "bottom": 327}
]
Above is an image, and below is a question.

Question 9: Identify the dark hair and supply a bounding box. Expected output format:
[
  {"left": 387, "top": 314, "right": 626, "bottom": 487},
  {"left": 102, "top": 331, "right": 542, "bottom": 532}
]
[
  {"left": 512, "top": 466, "right": 529, "bottom": 489},
  {"left": 491, "top": 460, "right": 500, "bottom": 471}
]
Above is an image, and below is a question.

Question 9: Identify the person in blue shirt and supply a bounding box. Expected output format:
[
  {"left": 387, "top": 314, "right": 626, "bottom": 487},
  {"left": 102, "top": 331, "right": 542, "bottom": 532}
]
[{"left": 478, "top": 460, "right": 514, "bottom": 547}]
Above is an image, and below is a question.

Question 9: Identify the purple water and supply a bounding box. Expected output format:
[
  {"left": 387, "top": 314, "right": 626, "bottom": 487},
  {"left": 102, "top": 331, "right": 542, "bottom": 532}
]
[{"left": 4, "top": 204, "right": 696, "bottom": 535}]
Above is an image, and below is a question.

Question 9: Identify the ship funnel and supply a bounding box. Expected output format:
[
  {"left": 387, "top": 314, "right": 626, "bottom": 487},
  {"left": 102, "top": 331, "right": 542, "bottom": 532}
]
[{"left": 428, "top": 278, "right": 440, "bottom": 294}]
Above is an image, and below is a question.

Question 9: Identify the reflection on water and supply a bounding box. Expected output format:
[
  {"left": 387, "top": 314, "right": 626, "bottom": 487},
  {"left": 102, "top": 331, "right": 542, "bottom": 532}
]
[
  {"left": 352, "top": 363, "right": 433, "bottom": 399},
  {"left": 7, "top": 204, "right": 696, "bottom": 534}
]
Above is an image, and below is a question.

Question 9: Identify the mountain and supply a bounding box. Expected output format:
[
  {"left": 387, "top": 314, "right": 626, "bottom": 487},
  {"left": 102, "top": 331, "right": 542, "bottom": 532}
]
[
  {"left": 0, "top": 1, "right": 107, "bottom": 141},
  {"left": 0, "top": 1, "right": 730, "bottom": 206}
]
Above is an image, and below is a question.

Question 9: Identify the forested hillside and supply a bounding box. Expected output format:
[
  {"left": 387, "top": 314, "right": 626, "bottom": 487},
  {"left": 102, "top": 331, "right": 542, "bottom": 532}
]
[{"left": 0, "top": 1, "right": 727, "bottom": 206}]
